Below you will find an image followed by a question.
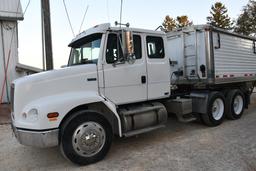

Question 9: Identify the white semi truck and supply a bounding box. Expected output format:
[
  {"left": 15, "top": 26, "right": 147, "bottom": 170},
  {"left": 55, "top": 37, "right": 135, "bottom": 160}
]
[{"left": 11, "top": 23, "right": 256, "bottom": 165}]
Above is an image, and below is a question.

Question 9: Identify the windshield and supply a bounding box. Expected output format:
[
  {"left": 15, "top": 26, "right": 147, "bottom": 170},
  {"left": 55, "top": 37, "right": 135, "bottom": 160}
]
[{"left": 68, "top": 33, "right": 102, "bottom": 66}]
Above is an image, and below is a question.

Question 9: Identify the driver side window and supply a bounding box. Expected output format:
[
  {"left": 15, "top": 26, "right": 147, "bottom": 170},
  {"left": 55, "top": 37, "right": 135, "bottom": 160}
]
[
  {"left": 106, "top": 33, "right": 123, "bottom": 63},
  {"left": 106, "top": 33, "right": 141, "bottom": 64}
]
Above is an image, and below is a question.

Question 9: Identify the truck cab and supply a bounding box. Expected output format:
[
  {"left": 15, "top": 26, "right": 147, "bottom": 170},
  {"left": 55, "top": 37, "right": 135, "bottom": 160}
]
[
  {"left": 68, "top": 23, "right": 170, "bottom": 104},
  {"left": 11, "top": 23, "right": 254, "bottom": 165}
]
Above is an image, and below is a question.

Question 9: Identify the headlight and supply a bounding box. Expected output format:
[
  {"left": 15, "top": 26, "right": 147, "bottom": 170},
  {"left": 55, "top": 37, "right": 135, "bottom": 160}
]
[{"left": 22, "top": 108, "right": 39, "bottom": 122}]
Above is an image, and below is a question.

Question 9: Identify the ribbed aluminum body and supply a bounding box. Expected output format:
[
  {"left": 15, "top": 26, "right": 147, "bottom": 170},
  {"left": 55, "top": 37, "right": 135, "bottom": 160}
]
[
  {"left": 167, "top": 25, "right": 256, "bottom": 85},
  {"left": 213, "top": 32, "right": 256, "bottom": 83}
]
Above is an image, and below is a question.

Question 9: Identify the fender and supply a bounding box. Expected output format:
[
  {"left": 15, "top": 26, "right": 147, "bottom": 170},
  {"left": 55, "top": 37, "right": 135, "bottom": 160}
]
[{"left": 14, "top": 91, "right": 122, "bottom": 136}]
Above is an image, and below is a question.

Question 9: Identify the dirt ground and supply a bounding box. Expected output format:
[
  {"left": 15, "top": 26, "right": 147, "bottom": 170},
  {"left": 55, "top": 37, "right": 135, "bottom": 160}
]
[
  {"left": 1, "top": 94, "right": 256, "bottom": 171},
  {"left": 0, "top": 104, "right": 10, "bottom": 125}
]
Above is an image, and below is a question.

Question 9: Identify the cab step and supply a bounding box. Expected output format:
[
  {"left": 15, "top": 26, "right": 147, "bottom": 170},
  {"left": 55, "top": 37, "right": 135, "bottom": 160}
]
[
  {"left": 177, "top": 113, "right": 196, "bottom": 123},
  {"left": 123, "top": 125, "right": 165, "bottom": 137}
]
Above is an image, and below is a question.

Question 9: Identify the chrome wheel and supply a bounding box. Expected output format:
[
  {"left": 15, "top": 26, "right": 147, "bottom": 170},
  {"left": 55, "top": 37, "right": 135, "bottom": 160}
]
[
  {"left": 72, "top": 121, "right": 106, "bottom": 157},
  {"left": 212, "top": 98, "right": 224, "bottom": 120},
  {"left": 202, "top": 91, "right": 225, "bottom": 126},
  {"left": 233, "top": 95, "right": 243, "bottom": 115},
  {"left": 225, "top": 89, "right": 245, "bottom": 120}
]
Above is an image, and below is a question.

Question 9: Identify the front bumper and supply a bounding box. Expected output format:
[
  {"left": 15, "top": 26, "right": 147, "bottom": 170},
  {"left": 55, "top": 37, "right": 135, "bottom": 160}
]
[{"left": 12, "top": 125, "right": 59, "bottom": 148}]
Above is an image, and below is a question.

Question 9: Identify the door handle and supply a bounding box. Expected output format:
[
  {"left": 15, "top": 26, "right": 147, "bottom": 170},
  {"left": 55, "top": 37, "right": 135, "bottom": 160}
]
[
  {"left": 141, "top": 76, "right": 146, "bottom": 84},
  {"left": 87, "top": 78, "right": 97, "bottom": 81}
]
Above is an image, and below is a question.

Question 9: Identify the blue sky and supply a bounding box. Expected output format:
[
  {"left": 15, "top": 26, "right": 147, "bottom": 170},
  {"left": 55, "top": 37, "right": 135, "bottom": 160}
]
[{"left": 19, "top": 0, "right": 248, "bottom": 69}]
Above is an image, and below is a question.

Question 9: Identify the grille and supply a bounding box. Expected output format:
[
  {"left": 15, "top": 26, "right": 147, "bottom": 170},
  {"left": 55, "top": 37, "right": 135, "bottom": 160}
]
[{"left": 10, "top": 84, "right": 14, "bottom": 112}]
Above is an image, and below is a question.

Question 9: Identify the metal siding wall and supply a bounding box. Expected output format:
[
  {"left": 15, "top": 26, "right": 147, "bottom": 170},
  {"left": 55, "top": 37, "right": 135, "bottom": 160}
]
[
  {"left": 0, "top": 22, "right": 5, "bottom": 102},
  {"left": 0, "top": 0, "right": 23, "bottom": 19},
  {"left": 214, "top": 32, "right": 256, "bottom": 76},
  {"left": 0, "top": 21, "right": 18, "bottom": 103},
  {"left": 0, "top": 0, "right": 18, "bottom": 13},
  {"left": 0, "top": 0, "right": 23, "bottom": 103}
]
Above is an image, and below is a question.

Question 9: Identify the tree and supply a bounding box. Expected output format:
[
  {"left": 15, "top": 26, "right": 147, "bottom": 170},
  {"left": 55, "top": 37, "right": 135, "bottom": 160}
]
[
  {"left": 162, "top": 15, "right": 176, "bottom": 32},
  {"left": 207, "top": 2, "right": 233, "bottom": 29},
  {"left": 162, "top": 15, "right": 192, "bottom": 32},
  {"left": 235, "top": 0, "right": 256, "bottom": 36},
  {"left": 176, "top": 15, "right": 193, "bottom": 28}
]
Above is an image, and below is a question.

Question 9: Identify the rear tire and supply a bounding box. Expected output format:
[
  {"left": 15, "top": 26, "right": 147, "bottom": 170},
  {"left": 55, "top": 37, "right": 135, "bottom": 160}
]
[
  {"left": 225, "top": 89, "right": 245, "bottom": 120},
  {"left": 202, "top": 91, "right": 225, "bottom": 127},
  {"left": 60, "top": 111, "right": 113, "bottom": 165}
]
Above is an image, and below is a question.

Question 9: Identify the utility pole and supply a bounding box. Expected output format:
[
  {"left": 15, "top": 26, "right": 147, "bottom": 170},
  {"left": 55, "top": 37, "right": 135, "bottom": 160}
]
[{"left": 41, "top": 0, "right": 53, "bottom": 70}]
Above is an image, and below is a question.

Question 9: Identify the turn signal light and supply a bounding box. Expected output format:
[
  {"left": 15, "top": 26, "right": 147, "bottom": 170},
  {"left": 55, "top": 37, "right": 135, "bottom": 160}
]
[{"left": 47, "top": 112, "right": 59, "bottom": 118}]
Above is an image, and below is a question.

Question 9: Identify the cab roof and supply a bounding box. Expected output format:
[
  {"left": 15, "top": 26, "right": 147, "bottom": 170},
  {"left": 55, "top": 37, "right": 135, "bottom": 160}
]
[{"left": 69, "top": 23, "right": 165, "bottom": 47}]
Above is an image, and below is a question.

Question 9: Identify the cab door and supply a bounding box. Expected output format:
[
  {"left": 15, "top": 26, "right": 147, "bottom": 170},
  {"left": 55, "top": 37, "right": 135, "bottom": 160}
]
[
  {"left": 145, "top": 35, "right": 170, "bottom": 100},
  {"left": 103, "top": 33, "right": 147, "bottom": 105}
]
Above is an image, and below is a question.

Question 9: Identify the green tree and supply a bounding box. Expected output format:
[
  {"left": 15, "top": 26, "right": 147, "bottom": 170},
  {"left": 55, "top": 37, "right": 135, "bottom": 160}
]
[
  {"left": 176, "top": 15, "right": 193, "bottom": 28},
  {"left": 162, "top": 15, "right": 192, "bottom": 32},
  {"left": 162, "top": 15, "right": 176, "bottom": 32},
  {"left": 207, "top": 2, "right": 233, "bottom": 29},
  {"left": 235, "top": 0, "right": 256, "bottom": 36}
]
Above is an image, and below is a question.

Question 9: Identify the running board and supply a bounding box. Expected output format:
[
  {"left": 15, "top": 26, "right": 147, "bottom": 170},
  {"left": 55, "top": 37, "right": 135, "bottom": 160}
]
[{"left": 123, "top": 125, "right": 165, "bottom": 137}]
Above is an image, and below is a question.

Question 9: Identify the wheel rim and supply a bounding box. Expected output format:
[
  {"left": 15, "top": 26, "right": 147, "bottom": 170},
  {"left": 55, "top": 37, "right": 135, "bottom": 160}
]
[
  {"left": 212, "top": 98, "right": 224, "bottom": 120},
  {"left": 233, "top": 95, "right": 243, "bottom": 115},
  {"left": 72, "top": 121, "right": 106, "bottom": 157}
]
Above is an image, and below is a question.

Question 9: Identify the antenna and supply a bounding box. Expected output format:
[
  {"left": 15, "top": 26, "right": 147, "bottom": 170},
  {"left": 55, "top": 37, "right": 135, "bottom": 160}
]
[
  {"left": 119, "top": 0, "right": 123, "bottom": 29},
  {"left": 106, "top": 0, "right": 110, "bottom": 22},
  {"left": 79, "top": 5, "right": 89, "bottom": 33},
  {"left": 63, "top": 0, "right": 75, "bottom": 37},
  {"left": 115, "top": 0, "right": 129, "bottom": 28}
]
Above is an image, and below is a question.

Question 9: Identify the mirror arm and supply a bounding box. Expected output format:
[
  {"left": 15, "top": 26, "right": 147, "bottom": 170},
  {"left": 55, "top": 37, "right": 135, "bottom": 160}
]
[{"left": 112, "top": 60, "right": 125, "bottom": 67}]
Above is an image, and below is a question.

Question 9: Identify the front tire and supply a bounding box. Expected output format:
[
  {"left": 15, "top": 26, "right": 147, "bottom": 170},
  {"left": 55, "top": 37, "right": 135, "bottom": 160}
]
[
  {"left": 60, "top": 111, "right": 113, "bottom": 165},
  {"left": 202, "top": 91, "right": 225, "bottom": 127},
  {"left": 225, "top": 89, "right": 245, "bottom": 120}
]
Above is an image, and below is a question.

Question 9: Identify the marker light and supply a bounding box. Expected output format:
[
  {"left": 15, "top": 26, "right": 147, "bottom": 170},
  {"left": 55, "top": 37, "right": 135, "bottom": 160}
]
[
  {"left": 47, "top": 112, "right": 59, "bottom": 118},
  {"left": 47, "top": 112, "right": 59, "bottom": 121}
]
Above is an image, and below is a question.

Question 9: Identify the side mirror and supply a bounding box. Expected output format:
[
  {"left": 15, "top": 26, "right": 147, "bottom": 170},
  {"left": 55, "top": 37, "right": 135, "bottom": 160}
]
[{"left": 123, "top": 31, "right": 136, "bottom": 64}]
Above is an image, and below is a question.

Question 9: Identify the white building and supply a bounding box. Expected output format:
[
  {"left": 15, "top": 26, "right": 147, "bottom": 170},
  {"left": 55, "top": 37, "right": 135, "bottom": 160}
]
[{"left": 0, "top": 0, "right": 41, "bottom": 103}]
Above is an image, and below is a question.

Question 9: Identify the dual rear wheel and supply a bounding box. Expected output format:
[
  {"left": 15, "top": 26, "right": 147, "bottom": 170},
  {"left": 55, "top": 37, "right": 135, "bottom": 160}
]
[
  {"left": 225, "top": 89, "right": 245, "bottom": 120},
  {"left": 202, "top": 89, "right": 245, "bottom": 127}
]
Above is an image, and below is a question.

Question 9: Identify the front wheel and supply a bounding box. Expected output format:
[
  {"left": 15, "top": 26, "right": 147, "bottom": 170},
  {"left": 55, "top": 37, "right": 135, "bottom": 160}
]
[
  {"left": 60, "top": 111, "right": 113, "bottom": 165},
  {"left": 202, "top": 92, "right": 225, "bottom": 127}
]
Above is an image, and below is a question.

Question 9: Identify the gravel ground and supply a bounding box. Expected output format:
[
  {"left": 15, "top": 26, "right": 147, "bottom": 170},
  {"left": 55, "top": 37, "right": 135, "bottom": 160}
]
[{"left": 1, "top": 95, "right": 256, "bottom": 171}]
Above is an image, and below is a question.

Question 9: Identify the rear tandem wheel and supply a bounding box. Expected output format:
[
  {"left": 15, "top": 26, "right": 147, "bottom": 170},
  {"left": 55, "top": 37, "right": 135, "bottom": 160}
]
[
  {"left": 225, "top": 89, "right": 245, "bottom": 120},
  {"left": 202, "top": 91, "right": 225, "bottom": 127}
]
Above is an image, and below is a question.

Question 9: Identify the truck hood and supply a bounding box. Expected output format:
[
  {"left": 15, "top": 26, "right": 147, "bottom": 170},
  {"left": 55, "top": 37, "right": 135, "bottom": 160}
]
[
  {"left": 13, "top": 64, "right": 99, "bottom": 113},
  {"left": 14, "top": 64, "right": 97, "bottom": 85}
]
